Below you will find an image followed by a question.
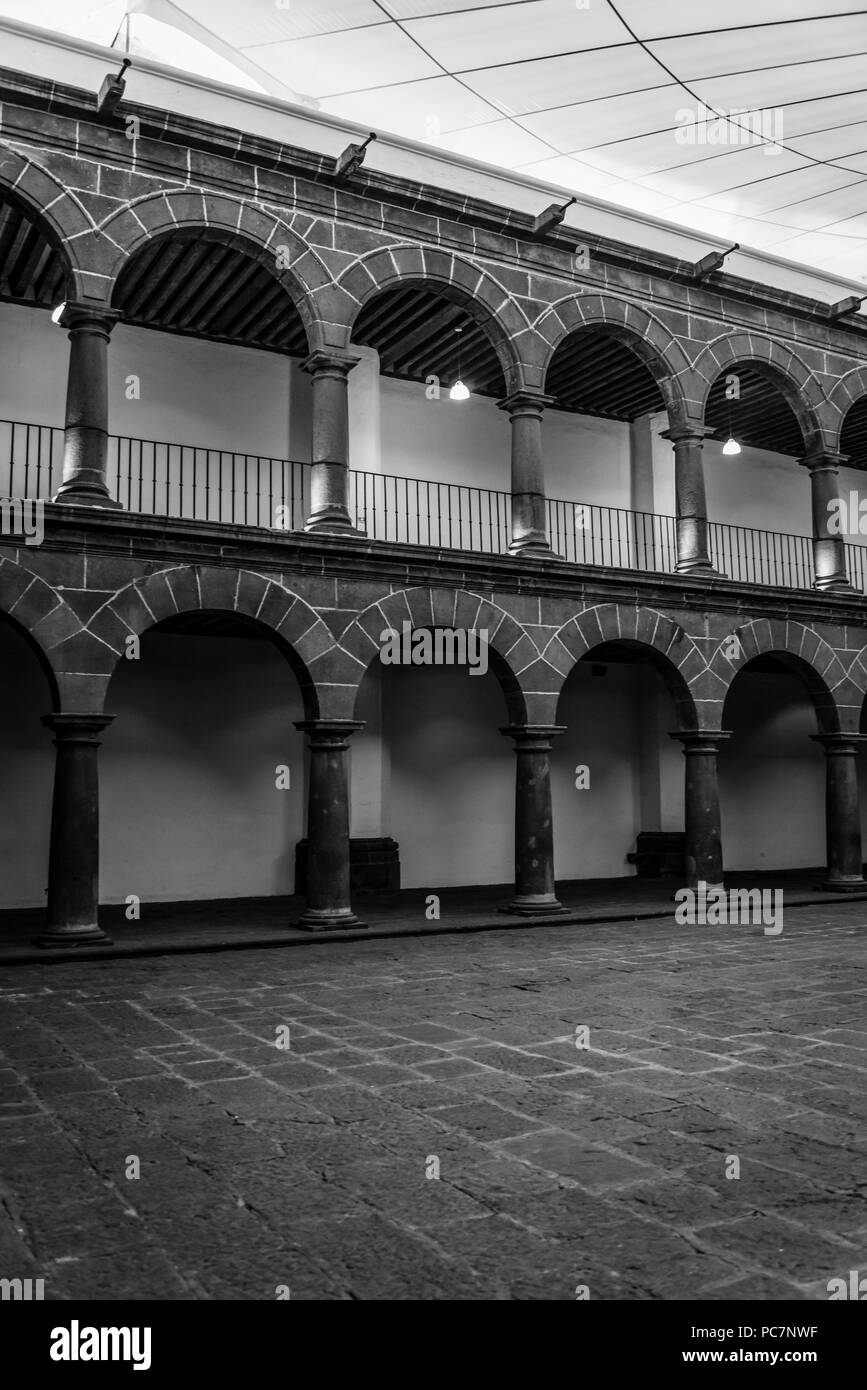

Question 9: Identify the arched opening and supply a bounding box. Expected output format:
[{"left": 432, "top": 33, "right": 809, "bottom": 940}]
[
  {"left": 100, "top": 611, "right": 311, "bottom": 917},
  {"left": 553, "top": 640, "right": 688, "bottom": 883},
  {"left": 543, "top": 327, "right": 675, "bottom": 569},
  {"left": 347, "top": 283, "right": 509, "bottom": 548},
  {"left": 703, "top": 362, "right": 815, "bottom": 585},
  {"left": 0, "top": 615, "right": 58, "bottom": 923},
  {"left": 840, "top": 396, "right": 867, "bottom": 471},
  {"left": 720, "top": 653, "right": 830, "bottom": 876},
  {"left": 350, "top": 630, "right": 519, "bottom": 896},
  {"left": 110, "top": 229, "right": 312, "bottom": 526},
  {"left": 838, "top": 397, "right": 867, "bottom": 589},
  {"left": 0, "top": 189, "right": 72, "bottom": 499}
]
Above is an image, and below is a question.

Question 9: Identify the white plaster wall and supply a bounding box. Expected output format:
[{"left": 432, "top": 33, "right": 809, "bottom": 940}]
[
  {"left": 703, "top": 438, "right": 811, "bottom": 537},
  {"left": 376, "top": 375, "right": 634, "bottom": 509},
  {"left": 0, "top": 301, "right": 298, "bottom": 456},
  {"left": 719, "top": 672, "right": 825, "bottom": 872},
  {"left": 553, "top": 660, "right": 683, "bottom": 880},
  {"left": 100, "top": 633, "right": 306, "bottom": 904},
  {"left": 544, "top": 408, "right": 632, "bottom": 508},
  {"left": 379, "top": 662, "right": 514, "bottom": 889},
  {"left": 0, "top": 303, "right": 68, "bottom": 428},
  {"left": 351, "top": 660, "right": 387, "bottom": 838},
  {"left": 378, "top": 376, "right": 509, "bottom": 492},
  {"left": 109, "top": 323, "right": 295, "bottom": 459}
]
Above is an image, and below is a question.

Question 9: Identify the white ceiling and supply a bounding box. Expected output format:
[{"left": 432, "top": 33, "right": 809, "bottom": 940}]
[{"left": 2, "top": 0, "right": 867, "bottom": 283}]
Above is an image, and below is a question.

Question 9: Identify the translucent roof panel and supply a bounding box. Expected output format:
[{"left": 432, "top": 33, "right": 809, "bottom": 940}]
[{"left": 1, "top": 0, "right": 864, "bottom": 284}]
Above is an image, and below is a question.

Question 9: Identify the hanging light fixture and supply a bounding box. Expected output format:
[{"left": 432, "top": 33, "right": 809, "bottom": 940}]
[
  {"left": 51, "top": 302, "right": 66, "bottom": 325},
  {"left": 722, "top": 398, "right": 741, "bottom": 454},
  {"left": 449, "top": 325, "right": 470, "bottom": 401}
]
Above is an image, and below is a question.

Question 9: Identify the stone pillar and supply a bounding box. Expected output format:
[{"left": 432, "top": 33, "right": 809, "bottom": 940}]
[
  {"left": 810, "top": 733, "right": 867, "bottom": 890},
  {"left": 500, "top": 725, "right": 565, "bottom": 914},
  {"left": 800, "top": 451, "right": 855, "bottom": 591},
  {"left": 302, "top": 349, "right": 363, "bottom": 534},
  {"left": 54, "top": 303, "right": 122, "bottom": 507},
  {"left": 35, "top": 714, "right": 114, "bottom": 948},
  {"left": 670, "top": 731, "right": 731, "bottom": 888},
  {"left": 498, "top": 390, "right": 554, "bottom": 555},
  {"left": 294, "top": 720, "right": 365, "bottom": 929},
  {"left": 660, "top": 424, "right": 719, "bottom": 576}
]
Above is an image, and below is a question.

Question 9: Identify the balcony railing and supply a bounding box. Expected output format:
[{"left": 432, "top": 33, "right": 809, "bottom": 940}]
[{"left": 1, "top": 417, "right": 863, "bottom": 594}]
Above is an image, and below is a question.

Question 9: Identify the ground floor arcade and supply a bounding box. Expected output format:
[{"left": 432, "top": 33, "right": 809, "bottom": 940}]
[{"left": 3, "top": 544, "right": 867, "bottom": 946}]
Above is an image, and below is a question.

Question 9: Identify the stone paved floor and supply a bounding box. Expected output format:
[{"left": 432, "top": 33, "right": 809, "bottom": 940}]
[{"left": 0, "top": 902, "right": 864, "bottom": 1300}]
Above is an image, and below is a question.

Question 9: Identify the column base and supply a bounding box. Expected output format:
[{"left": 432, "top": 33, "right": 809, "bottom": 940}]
[
  {"left": 813, "top": 576, "right": 857, "bottom": 594},
  {"left": 292, "top": 907, "right": 367, "bottom": 931},
  {"left": 508, "top": 533, "right": 553, "bottom": 556},
  {"left": 819, "top": 876, "right": 867, "bottom": 892},
  {"left": 673, "top": 881, "right": 725, "bottom": 899},
  {"left": 53, "top": 485, "right": 122, "bottom": 510},
  {"left": 499, "top": 895, "right": 566, "bottom": 917},
  {"left": 675, "top": 558, "right": 724, "bottom": 578},
  {"left": 33, "top": 923, "right": 112, "bottom": 948},
  {"left": 303, "top": 509, "right": 365, "bottom": 536}
]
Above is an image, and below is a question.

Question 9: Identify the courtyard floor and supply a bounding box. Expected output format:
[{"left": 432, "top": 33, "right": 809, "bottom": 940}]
[{"left": 0, "top": 901, "right": 864, "bottom": 1300}]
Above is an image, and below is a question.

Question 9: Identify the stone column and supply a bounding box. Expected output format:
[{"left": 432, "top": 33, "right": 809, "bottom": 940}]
[
  {"left": 302, "top": 349, "right": 363, "bottom": 534},
  {"left": 810, "top": 733, "right": 867, "bottom": 890},
  {"left": 294, "top": 720, "right": 365, "bottom": 929},
  {"left": 497, "top": 390, "right": 555, "bottom": 555},
  {"left": 660, "top": 424, "right": 719, "bottom": 576},
  {"left": 500, "top": 725, "right": 565, "bottom": 914},
  {"left": 54, "top": 302, "right": 122, "bottom": 507},
  {"left": 800, "top": 451, "right": 855, "bottom": 591},
  {"left": 670, "top": 731, "right": 731, "bottom": 888},
  {"left": 35, "top": 714, "right": 114, "bottom": 948}
]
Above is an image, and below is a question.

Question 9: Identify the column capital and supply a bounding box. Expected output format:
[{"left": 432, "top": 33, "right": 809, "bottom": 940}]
[
  {"left": 810, "top": 732, "right": 867, "bottom": 751},
  {"left": 295, "top": 719, "right": 364, "bottom": 749},
  {"left": 42, "top": 713, "right": 115, "bottom": 743},
  {"left": 501, "top": 724, "right": 566, "bottom": 749},
  {"left": 798, "top": 450, "right": 848, "bottom": 472},
  {"left": 497, "top": 390, "right": 557, "bottom": 416},
  {"left": 659, "top": 423, "right": 716, "bottom": 444},
  {"left": 301, "top": 348, "right": 362, "bottom": 379},
  {"left": 670, "top": 729, "right": 732, "bottom": 753},
  {"left": 59, "top": 302, "right": 123, "bottom": 336}
]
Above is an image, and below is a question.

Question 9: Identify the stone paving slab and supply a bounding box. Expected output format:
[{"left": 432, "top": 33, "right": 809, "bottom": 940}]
[{"left": 0, "top": 901, "right": 864, "bottom": 1300}]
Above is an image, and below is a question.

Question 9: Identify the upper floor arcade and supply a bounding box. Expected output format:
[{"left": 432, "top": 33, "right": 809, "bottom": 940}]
[{"left": 3, "top": 45, "right": 867, "bottom": 597}]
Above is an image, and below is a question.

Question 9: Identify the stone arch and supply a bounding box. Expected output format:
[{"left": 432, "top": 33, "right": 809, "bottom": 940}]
[
  {"left": 98, "top": 191, "right": 330, "bottom": 348},
  {"left": 0, "top": 567, "right": 65, "bottom": 712},
  {"left": 83, "top": 565, "right": 342, "bottom": 718},
  {"left": 690, "top": 332, "right": 830, "bottom": 450},
  {"left": 708, "top": 618, "right": 849, "bottom": 733},
  {"left": 838, "top": 645, "right": 867, "bottom": 732},
  {"left": 0, "top": 144, "right": 90, "bottom": 299},
  {"left": 827, "top": 365, "right": 867, "bottom": 454},
  {"left": 531, "top": 294, "right": 692, "bottom": 426},
  {"left": 339, "top": 586, "right": 538, "bottom": 724},
  {"left": 0, "top": 555, "right": 79, "bottom": 711},
  {"left": 550, "top": 603, "right": 702, "bottom": 730},
  {"left": 338, "top": 246, "right": 530, "bottom": 394}
]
